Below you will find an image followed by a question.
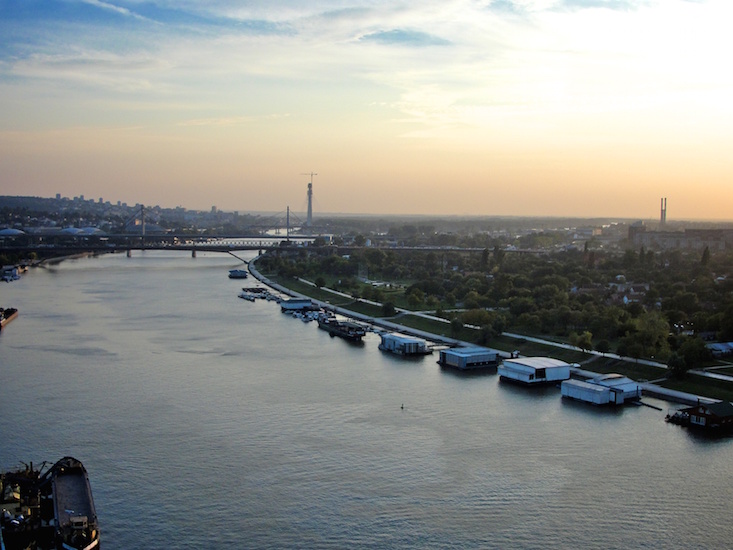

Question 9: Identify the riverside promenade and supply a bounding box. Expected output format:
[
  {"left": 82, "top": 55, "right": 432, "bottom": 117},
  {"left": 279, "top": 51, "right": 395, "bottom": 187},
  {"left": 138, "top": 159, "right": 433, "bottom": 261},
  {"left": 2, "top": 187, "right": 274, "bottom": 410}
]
[
  {"left": 248, "top": 257, "right": 501, "bottom": 352},
  {"left": 248, "top": 256, "right": 723, "bottom": 406}
]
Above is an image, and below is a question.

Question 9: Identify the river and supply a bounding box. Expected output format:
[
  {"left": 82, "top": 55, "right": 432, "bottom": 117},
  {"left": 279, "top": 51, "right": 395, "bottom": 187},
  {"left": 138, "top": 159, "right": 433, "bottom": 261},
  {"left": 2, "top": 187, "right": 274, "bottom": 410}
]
[{"left": 1, "top": 251, "right": 731, "bottom": 549}]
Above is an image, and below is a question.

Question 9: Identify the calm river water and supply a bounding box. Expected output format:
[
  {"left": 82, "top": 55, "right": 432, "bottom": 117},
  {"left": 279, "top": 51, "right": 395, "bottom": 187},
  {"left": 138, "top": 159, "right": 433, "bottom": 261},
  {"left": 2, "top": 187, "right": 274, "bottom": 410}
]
[{"left": 1, "top": 251, "right": 732, "bottom": 549}]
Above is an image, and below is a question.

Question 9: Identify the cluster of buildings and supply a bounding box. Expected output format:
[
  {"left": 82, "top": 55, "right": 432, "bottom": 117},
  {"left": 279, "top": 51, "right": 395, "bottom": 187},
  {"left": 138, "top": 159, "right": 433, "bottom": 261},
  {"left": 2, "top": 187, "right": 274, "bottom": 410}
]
[
  {"left": 628, "top": 198, "right": 733, "bottom": 252},
  {"left": 629, "top": 222, "right": 732, "bottom": 252},
  {"left": 436, "top": 348, "right": 643, "bottom": 405}
]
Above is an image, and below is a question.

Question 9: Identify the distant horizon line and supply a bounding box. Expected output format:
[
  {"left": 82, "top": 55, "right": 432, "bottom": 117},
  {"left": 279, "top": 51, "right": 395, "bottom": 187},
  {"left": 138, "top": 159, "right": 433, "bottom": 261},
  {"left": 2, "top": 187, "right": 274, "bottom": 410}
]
[{"left": 3, "top": 194, "right": 733, "bottom": 225}]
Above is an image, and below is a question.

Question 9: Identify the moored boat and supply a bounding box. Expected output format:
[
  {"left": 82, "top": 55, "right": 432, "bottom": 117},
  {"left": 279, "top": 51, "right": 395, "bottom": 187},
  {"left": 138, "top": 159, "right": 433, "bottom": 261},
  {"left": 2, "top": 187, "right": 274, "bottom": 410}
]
[
  {"left": 1, "top": 456, "right": 99, "bottom": 550},
  {"left": 228, "top": 269, "right": 248, "bottom": 279},
  {"left": 0, "top": 308, "right": 18, "bottom": 331},
  {"left": 1, "top": 461, "right": 43, "bottom": 550},
  {"left": 48, "top": 457, "right": 99, "bottom": 550},
  {"left": 317, "top": 315, "right": 367, "bottom": 342}
]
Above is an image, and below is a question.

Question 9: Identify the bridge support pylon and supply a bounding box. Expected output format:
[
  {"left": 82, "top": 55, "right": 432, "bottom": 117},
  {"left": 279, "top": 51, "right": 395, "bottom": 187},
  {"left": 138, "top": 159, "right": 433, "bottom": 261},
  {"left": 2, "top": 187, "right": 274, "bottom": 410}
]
[
  {"left": 192, "top": 250, "right": 197, "bottom": 258},
  {"left": 127, "top": 249, "right": 132, "bottom": 258}
]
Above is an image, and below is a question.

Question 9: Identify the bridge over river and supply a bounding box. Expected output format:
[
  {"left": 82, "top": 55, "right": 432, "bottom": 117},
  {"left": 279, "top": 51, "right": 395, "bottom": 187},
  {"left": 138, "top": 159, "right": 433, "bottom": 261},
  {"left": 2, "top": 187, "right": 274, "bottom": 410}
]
[
  {"left": 0, "top": 232, "right": 546, "bottom": 260},
  {"left": 0, "top": 233, "right": 315, "bottom": 258}
]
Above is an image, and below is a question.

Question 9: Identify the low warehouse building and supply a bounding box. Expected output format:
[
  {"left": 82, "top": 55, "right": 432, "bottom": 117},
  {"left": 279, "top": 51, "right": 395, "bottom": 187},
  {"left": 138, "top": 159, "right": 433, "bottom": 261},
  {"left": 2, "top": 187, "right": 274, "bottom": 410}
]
[
  {"left": 561, "top": 373, "right": 641, "bottom": 405},
  {"left": 438, "top": 346, "right": 499, "bottom": 370},
  {"left": 379, "top": 333, "right": 431, "bottom": 356},
  {"left": 498, "top": 357, "right": 571, "bottom": 385},
  {"left": 592, "top": 374, "right": 642, "bottom": 402},
  {"left": 561, "top": 379, "right": 613, "bottom": 405}
]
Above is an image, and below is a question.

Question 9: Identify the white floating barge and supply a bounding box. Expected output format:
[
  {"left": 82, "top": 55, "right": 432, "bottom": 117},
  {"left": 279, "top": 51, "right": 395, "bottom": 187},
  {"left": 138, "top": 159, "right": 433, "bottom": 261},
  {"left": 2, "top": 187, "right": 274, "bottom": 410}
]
[
  {"left": 561, "top": 373, "right": 642, "bottom": 405},
  {"left": 379, "top": 333, "right": 432, "bottom": 356},
  {"left": 498, "top": 357, "right": 571, "bottom": 385},
  {"left": 280, "top": 298, "right": 317, "bottom": 312},
  {"left": 438, "top": 346, "right": 499, "bottom": 370}
]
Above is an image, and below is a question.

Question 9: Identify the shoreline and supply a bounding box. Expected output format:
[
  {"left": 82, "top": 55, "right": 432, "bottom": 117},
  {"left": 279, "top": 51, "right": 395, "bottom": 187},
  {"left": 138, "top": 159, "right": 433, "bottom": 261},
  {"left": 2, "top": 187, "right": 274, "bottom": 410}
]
[
  {"left": 247, "top": 256, "right": 478, "bottom": 350},
  {"left": 248, "top": 254, "right": 721, "bottom": 407}
]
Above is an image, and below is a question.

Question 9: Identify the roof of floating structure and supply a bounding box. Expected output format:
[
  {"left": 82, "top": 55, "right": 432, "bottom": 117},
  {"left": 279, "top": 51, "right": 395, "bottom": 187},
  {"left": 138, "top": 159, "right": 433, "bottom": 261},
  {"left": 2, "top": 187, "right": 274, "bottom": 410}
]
[
  {"left": 503, "top": 357, "right": 569, "bottom": 369},
  {"left": 444, "top": 346, "right": 495, "bottom": 357}
]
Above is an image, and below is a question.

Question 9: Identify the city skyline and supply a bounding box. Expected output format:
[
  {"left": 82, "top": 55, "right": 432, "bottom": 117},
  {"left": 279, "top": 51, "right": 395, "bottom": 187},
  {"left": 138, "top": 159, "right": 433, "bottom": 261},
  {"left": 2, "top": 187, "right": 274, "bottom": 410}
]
[{"left": 2, "top": 1, "right": 732, "bottom": 220}]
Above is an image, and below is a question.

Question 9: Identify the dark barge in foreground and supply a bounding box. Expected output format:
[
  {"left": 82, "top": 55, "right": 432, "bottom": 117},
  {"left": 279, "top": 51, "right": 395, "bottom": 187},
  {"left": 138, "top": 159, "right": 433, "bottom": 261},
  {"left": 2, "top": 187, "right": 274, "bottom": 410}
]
[{"left": 1, "top": 457, "right": 99, "bottom": 550}]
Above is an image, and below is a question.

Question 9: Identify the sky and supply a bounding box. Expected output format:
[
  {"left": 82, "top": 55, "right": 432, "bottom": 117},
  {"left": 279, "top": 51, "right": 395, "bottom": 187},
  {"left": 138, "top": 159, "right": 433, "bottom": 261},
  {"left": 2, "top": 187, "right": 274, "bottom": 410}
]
[{"left": 1, "top": 0, "right": 733, "bottom": 220}]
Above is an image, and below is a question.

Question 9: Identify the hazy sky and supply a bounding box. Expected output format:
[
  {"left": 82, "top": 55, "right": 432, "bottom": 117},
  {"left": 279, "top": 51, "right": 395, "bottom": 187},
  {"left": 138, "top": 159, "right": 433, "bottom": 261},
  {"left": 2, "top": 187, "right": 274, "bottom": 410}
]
[{"left": 2, "top": 0, "right": 732, "bottom": 219}]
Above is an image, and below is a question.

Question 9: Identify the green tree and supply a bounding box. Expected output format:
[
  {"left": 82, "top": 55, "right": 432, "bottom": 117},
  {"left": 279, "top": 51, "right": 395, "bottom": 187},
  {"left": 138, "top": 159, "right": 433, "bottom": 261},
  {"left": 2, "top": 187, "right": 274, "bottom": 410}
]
[
  {"left": 450, "top": 317, "right": 464, "bottom": 337},
  {"left": 481, "top": 248, "right": 489, "bottom": 269},
  {"left": 701, "top": 246, "right": 711, "bottom": 266},
  {"left": 462, "top": 309, "right": 491, "bottom": 327},
  {"left": 678, "top": 336, "right": 712, "bottom": 368},
  {"left": 596, "top": 339, "right": 611, "bottom": 355},
  {"left": 667, "top": 352, "right": 688, "bottom": 379},
  {"left": 382, "top": 301, "right": 396, "bottom": 317},
  {"left": 492, "top": 245, "right": 505, "bottom": 264},
  {"left": 314, "top": 276, "right": 326, "bottom": 288},
  {"left": 575, "top": 331, "right": 593, "bottom": 352}
]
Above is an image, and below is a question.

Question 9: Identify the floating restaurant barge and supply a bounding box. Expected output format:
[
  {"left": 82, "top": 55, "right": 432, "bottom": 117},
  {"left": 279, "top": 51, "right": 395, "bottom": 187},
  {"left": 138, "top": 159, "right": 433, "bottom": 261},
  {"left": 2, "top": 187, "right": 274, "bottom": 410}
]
[
  {"left": 561, "top": 374, "right": 642, "bottom": 405},
  {"left": 280, "top": 298, "right": 317, "bottom": 312},
  {"left": 1, "top": 456, "right": 99, "bottom": 550},
  {"left": 438, "top": 346, "right": 499, "bottom": 370},
  {"left": 379, "top": 333, "right": 432, "bottom": 356},
  {"left": 498, "top": 357, "right": 571, "bottom": 385}
]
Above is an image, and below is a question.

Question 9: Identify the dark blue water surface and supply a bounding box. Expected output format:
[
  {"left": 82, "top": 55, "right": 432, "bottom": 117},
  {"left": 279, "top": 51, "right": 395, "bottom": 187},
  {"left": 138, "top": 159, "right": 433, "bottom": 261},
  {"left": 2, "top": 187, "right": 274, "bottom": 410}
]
[{"left": 1, "top": 251, "right": 732, "bottom": 549}]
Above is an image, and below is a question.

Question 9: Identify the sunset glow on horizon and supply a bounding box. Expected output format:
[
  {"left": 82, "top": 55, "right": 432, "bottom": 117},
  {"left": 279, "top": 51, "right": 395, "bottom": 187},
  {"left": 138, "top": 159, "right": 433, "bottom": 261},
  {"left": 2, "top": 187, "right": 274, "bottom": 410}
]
[{"left": 2, "top": 0, "right": 732, "bottom": 220}]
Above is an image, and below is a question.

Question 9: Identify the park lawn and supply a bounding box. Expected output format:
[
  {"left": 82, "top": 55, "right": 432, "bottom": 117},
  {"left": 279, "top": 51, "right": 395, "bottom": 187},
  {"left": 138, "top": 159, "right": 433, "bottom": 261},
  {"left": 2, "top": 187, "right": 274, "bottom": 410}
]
[
  {"left": 658, "top": 375, "right": 733, "bottom": 403},
  {"left": 578, "top": 357, "right": 668, "bottom": 381},
  {"left": 339, "top": 300, "right": 387, "bottom": 317},
  {"left": 487, "top": 334, "right": 591, "bottom": 363},
  {"left": 385, "top": 313, "right": 453, "bottom": 338},
  {"left": 266, "top": 275, "right": 353, "bottom": 305}
]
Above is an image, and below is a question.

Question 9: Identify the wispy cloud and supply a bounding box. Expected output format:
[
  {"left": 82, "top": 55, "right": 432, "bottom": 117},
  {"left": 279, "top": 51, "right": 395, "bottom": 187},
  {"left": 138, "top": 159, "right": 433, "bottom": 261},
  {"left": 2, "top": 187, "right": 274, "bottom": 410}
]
[
  {"left": 360, "top": 29, "right": 450, "bottom": 46},
  {"left": 2, "top": 0, "right": 733, "bottom": 143},
  {"left": 81, "top": 0, "right": 150, "bottom": 21}
]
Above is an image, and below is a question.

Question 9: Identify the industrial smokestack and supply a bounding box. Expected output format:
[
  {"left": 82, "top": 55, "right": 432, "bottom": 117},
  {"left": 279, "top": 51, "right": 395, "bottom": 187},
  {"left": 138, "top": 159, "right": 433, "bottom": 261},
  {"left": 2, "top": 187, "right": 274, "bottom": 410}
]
[{"left": 660, "top": 197, "right": 667, "bottom": 226}]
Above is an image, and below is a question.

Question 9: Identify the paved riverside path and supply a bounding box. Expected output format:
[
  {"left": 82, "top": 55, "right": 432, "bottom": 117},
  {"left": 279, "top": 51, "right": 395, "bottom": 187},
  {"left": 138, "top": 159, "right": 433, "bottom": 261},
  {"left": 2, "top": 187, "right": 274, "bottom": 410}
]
[{"left": 247, "top": 258, "right": 504, "bottom": 352}]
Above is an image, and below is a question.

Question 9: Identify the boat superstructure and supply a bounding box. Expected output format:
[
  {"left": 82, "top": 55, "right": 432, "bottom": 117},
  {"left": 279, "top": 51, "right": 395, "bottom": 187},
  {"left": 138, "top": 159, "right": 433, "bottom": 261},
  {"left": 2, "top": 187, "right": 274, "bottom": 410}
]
[
  {"left": 49, "top": 457, "right": 99, "bottom": 550},
  {"left": 0, "top": 308, "right": 18, "bottom": 331},
  {"left": 317, "top": 313, "right": 367, "bottom": 342},
  {"left": 1, "top": 457, "right": 99, "bottom": 550}
]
